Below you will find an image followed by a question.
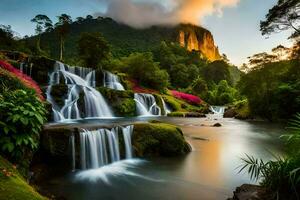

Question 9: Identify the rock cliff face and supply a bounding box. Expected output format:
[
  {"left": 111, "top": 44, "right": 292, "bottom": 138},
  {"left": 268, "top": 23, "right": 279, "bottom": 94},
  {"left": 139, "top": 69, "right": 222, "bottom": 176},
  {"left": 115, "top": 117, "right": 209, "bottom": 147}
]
[{"left": 178, "top": 24, "right": 221, "bottom": 61}]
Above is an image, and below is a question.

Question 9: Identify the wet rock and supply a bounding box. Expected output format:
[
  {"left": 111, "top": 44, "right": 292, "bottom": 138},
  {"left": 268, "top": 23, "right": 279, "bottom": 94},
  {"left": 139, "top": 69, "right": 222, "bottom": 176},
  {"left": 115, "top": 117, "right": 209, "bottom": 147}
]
[
  {"left": 213, "top": 123, "right": 222, "bottom": 127},
  {"left": 224, "top": 108, "right": 237, "bottom": 118},
  {"left": 228, "top": 184, "right": 268, "bottom": 200}
]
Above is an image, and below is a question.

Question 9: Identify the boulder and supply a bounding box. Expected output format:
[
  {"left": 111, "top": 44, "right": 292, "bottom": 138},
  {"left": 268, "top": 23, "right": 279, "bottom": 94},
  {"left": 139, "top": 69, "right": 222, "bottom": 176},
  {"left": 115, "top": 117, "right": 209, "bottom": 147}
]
[
  {"left": 228, "top": 184, "right": 269, "bottom": 200},
  {"left": 213, "top": 123, "right": 222, "bottom": 127}
]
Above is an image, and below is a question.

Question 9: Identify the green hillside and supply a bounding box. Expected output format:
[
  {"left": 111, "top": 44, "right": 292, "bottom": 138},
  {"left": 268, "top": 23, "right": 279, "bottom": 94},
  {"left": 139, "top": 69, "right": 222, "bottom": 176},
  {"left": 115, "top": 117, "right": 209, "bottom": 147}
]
[{"left": 26, "top": 17, "right": 212, "bottom": 63}]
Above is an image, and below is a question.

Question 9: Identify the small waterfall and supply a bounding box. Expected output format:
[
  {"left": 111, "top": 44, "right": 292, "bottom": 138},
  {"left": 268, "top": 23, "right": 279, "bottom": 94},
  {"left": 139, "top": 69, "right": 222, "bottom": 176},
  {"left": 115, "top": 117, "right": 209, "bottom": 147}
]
[
  {"left": 134, "top": 93, "right": 161, "bottom": 116},
  {"left": 103, "top": 71, "right": 125, "bottom": 91},
  {"left": 46, "top": 61, "right": 113, "bottom": 122},
  {"left": 19, "top": 63, "right": 32, "bottom": 77},
  {"left": 161, "top": 97, "right": 171, "bottom": 116},
  {"left": 79, "top": 125, "right": 134, "bottom": 169},
  {"left": 206, "top": 106, "right": 226, "bottom": 120}
]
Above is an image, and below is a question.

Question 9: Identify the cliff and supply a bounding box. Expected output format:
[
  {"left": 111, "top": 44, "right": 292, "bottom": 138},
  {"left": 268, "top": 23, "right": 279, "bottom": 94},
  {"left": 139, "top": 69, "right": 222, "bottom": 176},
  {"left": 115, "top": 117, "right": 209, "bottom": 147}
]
[
  {"left": 178, "top": 24, "right": 221, "bottom": 61},
  {"left": 27, "top": 17, "right": 221, "bottom": 62}
]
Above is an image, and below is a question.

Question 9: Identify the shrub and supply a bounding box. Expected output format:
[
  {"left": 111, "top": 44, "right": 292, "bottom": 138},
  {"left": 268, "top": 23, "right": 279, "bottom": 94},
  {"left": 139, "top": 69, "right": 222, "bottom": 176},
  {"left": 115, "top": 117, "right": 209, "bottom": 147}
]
[
  {"left": 0, "top": 60, "right": 44, "bottom": 100},
  {"left": 0, "top": 89, "right": 47, "bottom": 169},
  {"left": 171, "top": 90, "right": 202, "bottom": 105}
]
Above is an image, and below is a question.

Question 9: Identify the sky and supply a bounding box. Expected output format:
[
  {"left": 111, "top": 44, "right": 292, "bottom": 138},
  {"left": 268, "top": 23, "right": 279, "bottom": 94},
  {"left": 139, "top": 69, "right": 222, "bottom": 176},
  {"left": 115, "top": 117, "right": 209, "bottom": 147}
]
[{"left": 0, "top": 0, "right": 292, "bottom": 66}]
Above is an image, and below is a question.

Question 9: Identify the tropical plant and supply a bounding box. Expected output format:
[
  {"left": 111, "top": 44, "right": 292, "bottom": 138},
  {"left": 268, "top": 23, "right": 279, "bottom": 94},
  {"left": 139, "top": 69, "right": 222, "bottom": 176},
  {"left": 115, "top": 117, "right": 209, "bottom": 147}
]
[
  {"left": 239, "top": 114, "right": 300, "bottom": 200},
  {"left": 171, "top": 90, "right": 202, "bottom": 105},
  {"left": 0, "top": 89, "right": 47, "bottom": 162}
]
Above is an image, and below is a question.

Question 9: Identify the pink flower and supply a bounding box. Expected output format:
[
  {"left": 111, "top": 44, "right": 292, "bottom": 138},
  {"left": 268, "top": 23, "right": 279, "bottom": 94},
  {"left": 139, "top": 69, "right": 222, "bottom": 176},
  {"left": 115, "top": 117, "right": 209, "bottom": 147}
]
[
  {"left": 171, "top": 90, "right": 202, "bottom": 105},
  {"left": 0, "top": 60, "right": 44, "bottom": 100}
]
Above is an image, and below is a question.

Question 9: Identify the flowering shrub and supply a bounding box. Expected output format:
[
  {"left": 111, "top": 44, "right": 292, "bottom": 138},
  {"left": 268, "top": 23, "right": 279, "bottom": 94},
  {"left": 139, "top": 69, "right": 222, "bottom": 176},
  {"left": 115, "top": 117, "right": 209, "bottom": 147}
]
[
  {"left": 131, "top": 79, "right": 157, "bottom": 94},
  {"left": 0, "top": 60, "right": 44, "bottom": 100},
  {"left": 171, "top": 90, "right": 202, "bottom": 105}
]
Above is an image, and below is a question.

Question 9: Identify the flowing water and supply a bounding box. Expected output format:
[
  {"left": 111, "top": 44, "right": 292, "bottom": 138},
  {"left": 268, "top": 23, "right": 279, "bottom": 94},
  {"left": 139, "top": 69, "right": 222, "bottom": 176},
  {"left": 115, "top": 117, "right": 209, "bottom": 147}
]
[
  {"left": 134, "top": 93, "right": 161, "bottom": 116},
  {"left": 46, "top": 62, "right": 114, "bottom": 122},
  {"left": 42, "top": 117, "right": 284, "bottom": 200},
  {"left": 103, "top": 71, "right": 125, "bottom": 91}
]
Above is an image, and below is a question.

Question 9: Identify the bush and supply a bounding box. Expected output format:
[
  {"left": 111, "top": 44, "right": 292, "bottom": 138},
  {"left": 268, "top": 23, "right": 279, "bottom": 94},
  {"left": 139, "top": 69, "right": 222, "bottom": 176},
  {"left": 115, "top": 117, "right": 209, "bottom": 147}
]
[{"left": 0, "top": 89, "right": 47, "bottom": 169}]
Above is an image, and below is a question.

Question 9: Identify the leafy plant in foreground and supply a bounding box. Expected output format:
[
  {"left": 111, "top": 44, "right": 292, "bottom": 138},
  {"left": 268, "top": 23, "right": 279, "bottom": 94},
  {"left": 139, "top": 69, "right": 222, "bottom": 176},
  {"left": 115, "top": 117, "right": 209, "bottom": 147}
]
[
  {"left": 239, "top": 114, "right": 300, "bottom": 199},
  {"left": 0, "top": 89, "right": 47, "bottom": 161}
]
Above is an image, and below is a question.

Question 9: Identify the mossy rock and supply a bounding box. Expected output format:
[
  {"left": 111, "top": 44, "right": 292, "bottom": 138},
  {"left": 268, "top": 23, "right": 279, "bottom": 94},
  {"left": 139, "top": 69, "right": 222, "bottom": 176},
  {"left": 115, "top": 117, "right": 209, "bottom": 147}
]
[
  {"left": 0, "top": 156, "right": 45, "bottom": 200},
  {"left": 132, "top": 122, "right": 191, "bottom": 157},
  {"left": 167, "top": 112, "right": 186, "bottom": 117},
  {"left": 97, "top": 87, "right": 136, "bottom": 116},
  {"left": 50, "top": 84, "right": 68, "bottom": 107},
  {"left": 153, "top": 94, "right": 165, "bottom": 115},
  {"left": 163, "top": 95, "right": 182, "bottom": 111}
]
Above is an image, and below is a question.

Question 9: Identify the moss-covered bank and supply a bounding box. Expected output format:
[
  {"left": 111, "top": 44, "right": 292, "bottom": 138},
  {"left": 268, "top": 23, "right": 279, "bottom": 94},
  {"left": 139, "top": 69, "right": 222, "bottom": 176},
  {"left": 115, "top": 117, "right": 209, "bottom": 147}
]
[
  {"left": 0, "top": 156, "right": 45, "bottom": 200},
  {"left": 133, "top": 122, "right": 191, "bottom": 157}
]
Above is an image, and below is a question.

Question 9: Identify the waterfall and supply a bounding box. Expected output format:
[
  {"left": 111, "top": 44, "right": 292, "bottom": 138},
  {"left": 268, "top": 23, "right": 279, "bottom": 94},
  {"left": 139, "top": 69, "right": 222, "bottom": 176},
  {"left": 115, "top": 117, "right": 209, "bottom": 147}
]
[
  {"left": 79, "top": 125, "right": 134, "bottom": 169},
  {"left": 103, "top": 71, "right": 125, "bottom": 91},
  {"left": 19, "top": 63, "right": 32, "bottom": 77},
  {"left": 134, "top": 93, "right": 161, "bottom": 116},
  {"left": 46, "top": 61, "right": 113, "bottom": 122},
  {"left": 161, "top": 97, "right": 171, "bottom": 116},
  {"left": 206, "top": 106, "right": 226, "bottom": 120}
]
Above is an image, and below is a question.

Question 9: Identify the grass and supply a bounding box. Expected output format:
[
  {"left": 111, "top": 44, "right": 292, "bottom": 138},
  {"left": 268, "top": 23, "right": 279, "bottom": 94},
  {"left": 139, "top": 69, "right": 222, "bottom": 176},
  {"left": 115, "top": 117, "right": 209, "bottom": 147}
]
[{"left": 0, "top": 156, "right": 46, "bottom": 200}]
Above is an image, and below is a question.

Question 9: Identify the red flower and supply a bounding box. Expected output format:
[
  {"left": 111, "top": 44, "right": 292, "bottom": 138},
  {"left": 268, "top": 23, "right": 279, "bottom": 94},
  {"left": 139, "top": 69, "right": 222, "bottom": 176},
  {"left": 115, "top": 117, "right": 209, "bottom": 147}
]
[
  {"left": 0, "top": 60, "right": 44, "bottom": 100},
  {"left": 171, "top": 90, "right": 202, "bottom": 105}
]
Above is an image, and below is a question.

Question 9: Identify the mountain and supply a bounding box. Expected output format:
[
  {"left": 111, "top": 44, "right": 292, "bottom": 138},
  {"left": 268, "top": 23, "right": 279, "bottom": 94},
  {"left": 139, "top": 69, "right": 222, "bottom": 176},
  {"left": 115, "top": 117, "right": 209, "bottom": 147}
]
[{"left": 31, "top": 17, "right": 221, "bottom": 62}]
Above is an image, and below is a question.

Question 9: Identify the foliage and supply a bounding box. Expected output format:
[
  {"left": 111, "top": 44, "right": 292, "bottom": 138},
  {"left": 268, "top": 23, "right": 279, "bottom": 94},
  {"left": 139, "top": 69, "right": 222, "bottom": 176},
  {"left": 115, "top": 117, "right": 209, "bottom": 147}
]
[
  {"left": 260, "top": 0, "right": 300, "bottom": 38},
  {"left": 239, "top": 114, "right": 300, "bottom": 200},
  {"left": 31, "top": 15, "right": 53, "bottom": 52},
  {"left": 171, "top": 90, "right": 202, "bottom": 105},
  {"left": 0, "top": 156, "right": 45, "bottom": 200},
  {"left": 239, "top": 59, "right": 300, "bottom": 120},
  {"left": 0, "top": 89, "right": 47, "bottom": 163},
  {"left": 202, "top": 60, "right": 233, "bottom": 85},
  {"left": 0, "top": 60, "right": 44, "bottom": 100},
  {"left": 78, "top": 32, "right": 110, "bottom": 68},
  {"left": 120, "top": 52, "right": 169, "bottom": 91},
  {"left": 206, "top": 80, "right": 239, "bottom": 105}
]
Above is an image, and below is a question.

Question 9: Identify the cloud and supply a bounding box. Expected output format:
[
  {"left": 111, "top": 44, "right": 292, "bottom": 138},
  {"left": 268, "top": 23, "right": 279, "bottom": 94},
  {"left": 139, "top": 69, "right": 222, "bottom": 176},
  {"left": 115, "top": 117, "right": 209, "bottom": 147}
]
[{"left": 95, "top": 0, "right": 239, "bottom": 28}]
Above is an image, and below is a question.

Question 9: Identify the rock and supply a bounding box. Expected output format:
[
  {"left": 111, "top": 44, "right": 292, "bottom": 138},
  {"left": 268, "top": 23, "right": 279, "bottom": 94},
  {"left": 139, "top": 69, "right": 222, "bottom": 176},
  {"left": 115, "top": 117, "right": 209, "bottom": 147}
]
[
  {"left": 224, "top": 108, "right": 237, "bottom": 118},
  {"left": 185, "top": 112, "right": 206, "bottom": 118},
  {"left": 228, "top": 184, "right": 269, "bottom": 200},
  {"left": 133, "top": 122, "right": 191, "bottom": 157},
  {"left": 213, "top": 123, "right": 222, "bottom": 127}
]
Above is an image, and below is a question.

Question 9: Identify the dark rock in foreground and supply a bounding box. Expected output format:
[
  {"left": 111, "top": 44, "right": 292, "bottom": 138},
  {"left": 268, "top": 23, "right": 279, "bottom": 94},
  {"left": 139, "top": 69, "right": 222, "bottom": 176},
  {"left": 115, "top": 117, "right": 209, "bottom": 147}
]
[
  {"left": 228, "top": 184, "right": 269, "bottom": 200},
  {"left": 213, "top": 123, "right": 222, "bottom": 127}
]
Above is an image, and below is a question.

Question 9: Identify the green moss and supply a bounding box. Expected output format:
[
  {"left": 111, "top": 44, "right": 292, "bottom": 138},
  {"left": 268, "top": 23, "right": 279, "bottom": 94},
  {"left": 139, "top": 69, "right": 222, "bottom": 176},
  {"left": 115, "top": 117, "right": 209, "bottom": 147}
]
[
  {"left": 235, "top": 100, "right": 251, "bottom": 119},
  {"left": 0, "top": 156, "right": 45, "bottom": 200},
  {"left": 163, "top": 95, "right": 182, "bottom": 111},
  {"left": 97, "top": 87, "right": 136, "bottom": 116},
  {"left": 167, "top": 112, "right": 186, "bottom": 117},
  {"left": 133, "top": 122, "right": 190, "bottom": 157},
  {"left": 153, "top": 94, "right": 165, "bottom": 115}
]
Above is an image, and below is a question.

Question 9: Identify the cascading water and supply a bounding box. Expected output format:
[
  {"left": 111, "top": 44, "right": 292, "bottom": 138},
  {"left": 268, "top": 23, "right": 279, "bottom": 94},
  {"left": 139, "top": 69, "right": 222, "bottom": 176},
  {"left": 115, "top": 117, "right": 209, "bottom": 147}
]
[
  {"left": 69, "top": 134, "right": 76, "bottom": 171},
  {"left": 79, "top": 125, "right": 134, "bottom": 169},
  {"left": 103, "top": 71, "right": 125, "bottom": 91},
  {"left": 206, "top": 106, "right": 226, "bottom": 120},
  {"left": 161, "top": 97, "right": 171, "bottom": 116},
  {"left": 134, "top": 93, "right": 161, "bottom": 116},
  {"left": 46, "top": 61, "right": 113, "bottom": 122},
  {"left": 19, "top": 62, "right": 33, "bottom": 77}
]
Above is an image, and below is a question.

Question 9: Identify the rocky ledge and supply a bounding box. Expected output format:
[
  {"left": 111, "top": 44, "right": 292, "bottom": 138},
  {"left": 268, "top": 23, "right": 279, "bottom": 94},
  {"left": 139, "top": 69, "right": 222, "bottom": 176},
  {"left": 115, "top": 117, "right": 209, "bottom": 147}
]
[{"left": 228, "top": 184, "right": 269, "bottom": 200}]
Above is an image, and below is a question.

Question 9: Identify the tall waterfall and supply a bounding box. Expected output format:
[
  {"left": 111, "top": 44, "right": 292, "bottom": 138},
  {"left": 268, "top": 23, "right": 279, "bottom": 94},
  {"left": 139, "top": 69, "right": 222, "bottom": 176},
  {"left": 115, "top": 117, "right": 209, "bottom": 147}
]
[
  {"left": 161, "top": 97, "right": 171, "bottom": 116},
  {"left": 134, "top": 93, "right": 161, "bottom": 116},
  {"left": 46, "top": 61, "right": 113, "bottom": 122},
  {"left": 103, "top": 71, "right": 125, "bottom": 91},
  {"left": 79, "top": 125, "right": 134, "bottom": 169}
]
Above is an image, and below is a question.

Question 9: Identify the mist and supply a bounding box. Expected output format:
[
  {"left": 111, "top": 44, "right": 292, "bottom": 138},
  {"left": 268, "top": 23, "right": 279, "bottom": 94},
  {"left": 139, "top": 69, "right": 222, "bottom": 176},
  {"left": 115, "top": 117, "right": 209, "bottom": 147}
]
[{"left": 95, "top": 0, "right": 239, "bottom": 28}]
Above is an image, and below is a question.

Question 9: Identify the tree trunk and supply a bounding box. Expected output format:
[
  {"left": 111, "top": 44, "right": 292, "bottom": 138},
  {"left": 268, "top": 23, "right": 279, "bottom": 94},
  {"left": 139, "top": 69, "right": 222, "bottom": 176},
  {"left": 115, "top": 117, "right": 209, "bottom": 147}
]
[
  {"left": 37, "top": 35, "right": 41, "bottom": 52},
  {"left": 60, "top": 36, "right": 63, "bottom": 61}
]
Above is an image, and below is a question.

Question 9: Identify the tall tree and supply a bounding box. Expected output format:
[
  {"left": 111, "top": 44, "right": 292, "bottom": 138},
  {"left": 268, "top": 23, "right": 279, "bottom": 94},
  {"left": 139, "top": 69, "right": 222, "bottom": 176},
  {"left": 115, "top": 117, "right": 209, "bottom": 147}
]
[
  {"left": 31, "top": 15, "right": 53, "bottom": 51},
  {"left": 55, "top": 14, "right": 72, "bottom": 61},
  {"left": 260, "top": 0, "right": 300, "bottom": 38},
  {"left": 78, "top": 32, "right": 110, "bottom": 68}
]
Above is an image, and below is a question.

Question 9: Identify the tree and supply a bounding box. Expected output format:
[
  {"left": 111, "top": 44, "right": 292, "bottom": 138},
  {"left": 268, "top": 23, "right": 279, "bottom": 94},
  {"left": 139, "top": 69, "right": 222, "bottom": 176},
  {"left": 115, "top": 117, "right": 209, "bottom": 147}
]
[
  {"left": 272, "top": 45, "right": 291, "bottom": 60},
  {"left": 247, "top": 52, "right": 277, "bottom": 67},
  {"left": 55, "top": 14, "right": 72, "bottom": 61},
  {"left": 31, "top": 15, "right": 53, "bottom": 51},
  {"left": 260, "top": 0, "right": 300, "bottom": 38},
  {"left": 202, "top": 60, "right": 233, "bottom": 85},
  {"left": 78, "top": 32, "right": 110, "bottom": 68},
  {"left": 76, "top": 17, "right": 85, "bottom": 24}
]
